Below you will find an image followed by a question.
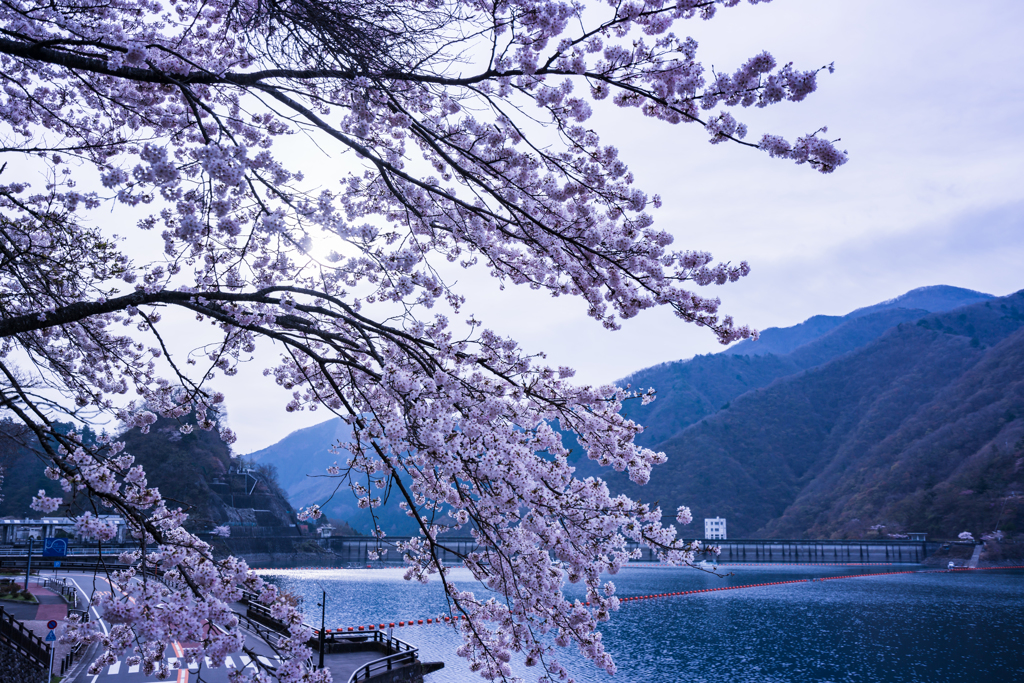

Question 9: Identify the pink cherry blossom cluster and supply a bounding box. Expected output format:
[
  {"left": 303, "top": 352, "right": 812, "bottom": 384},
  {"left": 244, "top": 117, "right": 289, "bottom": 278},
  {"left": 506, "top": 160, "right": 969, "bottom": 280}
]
[
  {"left": 0, "top": 0, "right": 847, "bottom": 679},
  {"left": 30, "top": 489, "right": 62, "bottom": 513}
]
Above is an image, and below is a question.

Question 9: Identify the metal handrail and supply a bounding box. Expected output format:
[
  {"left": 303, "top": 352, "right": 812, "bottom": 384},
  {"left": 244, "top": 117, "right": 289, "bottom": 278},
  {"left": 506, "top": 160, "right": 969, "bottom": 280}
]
[
  {"left": 0, "top": 605, "right": 50, "bottom": 668},
  {"left": 0, "top": 545, "right": 144, "bottom": 556},
  {"left": 349, "top": 650, "right": 418, "bottom": 683},
  {"left": 43, "top": 577, "right": 79, "bottom": 609},
  {"left": 341, "top": 630, "right": 419, "bottom": 683},
  {"left": 236, "top": 610, "right": 288, "bottom": 649}
]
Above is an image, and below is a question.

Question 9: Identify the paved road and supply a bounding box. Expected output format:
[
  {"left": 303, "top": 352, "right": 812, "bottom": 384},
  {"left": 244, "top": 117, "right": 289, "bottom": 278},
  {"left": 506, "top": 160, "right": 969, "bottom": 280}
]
[
  {"left": 49, "top": 569, "right": 398, "bottom": 683},
  {"left": 79, "top": 651, "right": 287, "bottom": 683},
  {"left": 16, "top": 570, "right": 287, "bottom": 683}
]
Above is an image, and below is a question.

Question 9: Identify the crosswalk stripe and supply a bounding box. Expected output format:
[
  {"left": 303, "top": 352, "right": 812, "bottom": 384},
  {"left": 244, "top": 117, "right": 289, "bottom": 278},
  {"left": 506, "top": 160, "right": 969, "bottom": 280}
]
[{"left": 96, "top": 654, "right": 282, "bottom": 676}]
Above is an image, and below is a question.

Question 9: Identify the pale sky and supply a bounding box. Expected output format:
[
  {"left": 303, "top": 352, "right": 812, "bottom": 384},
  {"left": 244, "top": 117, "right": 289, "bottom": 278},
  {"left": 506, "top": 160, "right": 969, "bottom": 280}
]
[{"left": 208, "top": 0, "right": 1024, "bottom": 454}]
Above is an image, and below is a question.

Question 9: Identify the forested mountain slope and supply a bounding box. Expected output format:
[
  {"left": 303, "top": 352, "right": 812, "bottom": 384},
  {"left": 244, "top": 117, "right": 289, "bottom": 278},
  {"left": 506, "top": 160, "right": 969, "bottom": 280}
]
[
  {"left": 619, "top": 308, "right": 932, "bottom": 449},
  {"left": 248, "top": 418, "right": 418, "bottom": 535},
  {"left": 603, "top": 293, "right": 1024, "bottom": 539},
  {"left": 0, "top": 416, "right": 300, "bottom": 541},
  {"left": 0, "top": 421, "right": 72, "bottom": 517},
  {"left": 614, "top": 286, "right": 991, "bottom": 451},
  {"left": 724, "top": 285, "right": 992, "bottom": 357},
  {"left": 244, "top": 285, "right": 1013, "bottom": 540}
]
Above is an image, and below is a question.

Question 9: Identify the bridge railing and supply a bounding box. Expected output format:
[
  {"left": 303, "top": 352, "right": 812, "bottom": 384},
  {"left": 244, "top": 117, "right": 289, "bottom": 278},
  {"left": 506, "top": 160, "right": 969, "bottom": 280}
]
[
  {"left": 341, "top": 630, "right": 419, "bottom": 683},
  {"left": 43, "top": 577, "right": 79, "bottom": 609},
  {"left": 0, "top": 605, "right": 50, "bottom": 669}
]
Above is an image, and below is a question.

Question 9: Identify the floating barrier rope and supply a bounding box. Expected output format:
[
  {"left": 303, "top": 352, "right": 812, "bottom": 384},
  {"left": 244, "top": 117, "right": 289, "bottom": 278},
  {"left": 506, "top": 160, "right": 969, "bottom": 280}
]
[
  {"left": 614, "top": 565, "right": 897, "bottom": 569},
  {"left": 315, "top": 568, "right": 986, "bottom": 633},
  {"left": 256, "top": 562, "right": 902, "bottom": 572},
  {"left": 952, "top": 565, "right": 1024, "bottom": 571},
  {"left": 295, "top": 565, "right": 1024, "bottom": 634}
]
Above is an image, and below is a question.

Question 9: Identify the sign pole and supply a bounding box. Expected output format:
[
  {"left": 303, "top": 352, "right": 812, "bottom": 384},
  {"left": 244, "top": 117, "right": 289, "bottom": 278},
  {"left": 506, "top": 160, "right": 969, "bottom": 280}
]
[
  {"left": 45, "top": 621, "right": 58, "bottom": 682},
  {"left": 25, "top": 537, "right": 33, "bottom": 592},
  {"left": 318, "top": 589, "right": 326, "bottom": 669}
]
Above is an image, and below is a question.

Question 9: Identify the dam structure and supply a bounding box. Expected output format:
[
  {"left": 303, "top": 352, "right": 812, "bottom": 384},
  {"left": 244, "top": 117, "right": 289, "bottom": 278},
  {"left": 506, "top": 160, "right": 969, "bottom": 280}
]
[
  {"left": 653, "top": 539, "right": 936, "bottom": 564},
  {"left": 268, "top": 536, "right": 937, "bottom": 567}
]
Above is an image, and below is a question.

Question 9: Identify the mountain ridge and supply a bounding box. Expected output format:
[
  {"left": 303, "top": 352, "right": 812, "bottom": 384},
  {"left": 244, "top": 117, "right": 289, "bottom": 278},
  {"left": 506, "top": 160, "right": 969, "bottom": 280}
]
[
  {"left": 723, "top": 285, "right": 993, "bottom": 358},
  {"left": 243, "top": 284, "right": 1023, "bottom": 541},
  {"left": 602, "top": 292, "right": 1024, "bottom": 539}
]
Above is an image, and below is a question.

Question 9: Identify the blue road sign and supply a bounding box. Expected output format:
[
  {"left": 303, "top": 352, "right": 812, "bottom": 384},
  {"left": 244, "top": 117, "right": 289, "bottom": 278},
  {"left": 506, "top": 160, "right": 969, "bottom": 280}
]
[
  {"left": 45, "top": 630, "right": 56, "bottom": 642},
  {"left": 42, "top": 538, "right": 67, "bottom": 557},
  {"left": 46, "top": 620, "right": 58, "bottom": 630},
  {"left": 53, "top": 561, "right": 60, "bottom": 568}
]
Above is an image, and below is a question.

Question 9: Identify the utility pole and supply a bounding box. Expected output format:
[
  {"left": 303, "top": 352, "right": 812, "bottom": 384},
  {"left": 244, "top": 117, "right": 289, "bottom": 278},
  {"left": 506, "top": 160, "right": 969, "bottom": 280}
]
[
  {"left": 24, "top": 537, "right": 33, "bottom": 591},
  {"left": 318, "top": 589, "right": 326, "bottom": 669}
]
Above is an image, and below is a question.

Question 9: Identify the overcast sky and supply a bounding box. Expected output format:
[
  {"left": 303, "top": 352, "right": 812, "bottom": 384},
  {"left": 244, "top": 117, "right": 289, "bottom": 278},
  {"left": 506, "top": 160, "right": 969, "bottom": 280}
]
[{"left": 222, "top": 0, "right": 1024, "bottom": 454}]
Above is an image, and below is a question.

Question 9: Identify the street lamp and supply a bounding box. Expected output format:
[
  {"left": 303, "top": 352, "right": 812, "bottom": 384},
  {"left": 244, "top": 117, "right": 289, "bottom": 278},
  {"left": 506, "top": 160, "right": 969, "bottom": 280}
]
[{"left": 317, "top": 589, "right": 326, "bottom": 669}]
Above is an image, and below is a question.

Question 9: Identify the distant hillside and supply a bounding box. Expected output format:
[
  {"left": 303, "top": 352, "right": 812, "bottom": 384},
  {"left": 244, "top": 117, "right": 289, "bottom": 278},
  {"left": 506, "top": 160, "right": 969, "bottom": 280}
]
[
  {"left": 615, "top": 293, "right": 981, "bottom": 451},
  {"left": 247, "top": 284, "right": 1014, "bottom": 540},
  {"left": 247, "top": 417, "right": 352, "bottom": 493},
  {"left": 603, "top": 292, "right": 1024, "bottom": 540},
  {"left": 247, "top": 417, "right": 417, "bottom": 535},
  {"left": 724, "top": 285, "right": 992, "bottom": 357},
  {"left": 0, "top": 416, "right": 308, "bottom": 554},
  {"left": 0, "top": 422, "right": 71, "bottom": 518}
]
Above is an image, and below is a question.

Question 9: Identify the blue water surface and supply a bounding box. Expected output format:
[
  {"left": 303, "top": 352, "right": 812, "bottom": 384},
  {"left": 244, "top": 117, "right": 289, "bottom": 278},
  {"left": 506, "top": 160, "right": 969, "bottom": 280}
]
[{"left": 260, "top": 564, "right": 1024, "bottom": 683}]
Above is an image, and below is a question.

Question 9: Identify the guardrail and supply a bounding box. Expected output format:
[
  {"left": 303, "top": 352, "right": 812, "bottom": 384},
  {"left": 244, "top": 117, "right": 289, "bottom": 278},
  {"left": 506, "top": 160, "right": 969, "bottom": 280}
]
[
  {"left": 334, "top": 630, "right": 418, "bottom": 683},
  {"left": 0, "top": 558, "right": 132, "bottom": 572},
  {"left": 57, "top": 631, "right": 87, "bottom": 677},
  {"left": 0, "top": 605, "right": 50, "bottom": 669},
  {"left": 43, "top": 577, "right": 79, "bottom": 609},
  {"left": 246, "top": 600, "right": 293, "bottom": 636},
  {"left": 0, "top": 545, "right": 142, "bottom": 556}
]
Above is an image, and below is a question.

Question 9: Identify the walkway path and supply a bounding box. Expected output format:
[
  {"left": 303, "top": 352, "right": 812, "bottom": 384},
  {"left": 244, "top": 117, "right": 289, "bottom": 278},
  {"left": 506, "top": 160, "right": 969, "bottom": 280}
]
[{"left": 1, "top": 579, "right": 68, "bottom": 631}]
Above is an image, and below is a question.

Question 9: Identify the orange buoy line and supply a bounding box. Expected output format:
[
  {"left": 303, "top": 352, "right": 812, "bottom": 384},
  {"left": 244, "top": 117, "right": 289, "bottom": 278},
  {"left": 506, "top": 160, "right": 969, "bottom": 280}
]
[
  {"left": 252, "top": 566, "right": 402, "bottom": 571},
  {"left": 620, "top": 562, "right": 897, "bottom": 568},
  {"left": 284, "top": 565, "right": 1024, "bottom": 634},
  {"left": 952, "top": 565, "right": 1024, "bottom": 571},
  {"left": 320, "top": 568, "right": 989, "bottom": 633},
  {"left": 253, "top": 562, "right": 904, "bottom": 572}
]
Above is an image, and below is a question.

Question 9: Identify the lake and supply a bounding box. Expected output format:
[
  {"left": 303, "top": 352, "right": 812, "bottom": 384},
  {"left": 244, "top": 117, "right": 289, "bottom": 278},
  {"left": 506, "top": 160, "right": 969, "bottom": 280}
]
[{"left": 259, "top": 564, "right": 1024, "bottom": 682}]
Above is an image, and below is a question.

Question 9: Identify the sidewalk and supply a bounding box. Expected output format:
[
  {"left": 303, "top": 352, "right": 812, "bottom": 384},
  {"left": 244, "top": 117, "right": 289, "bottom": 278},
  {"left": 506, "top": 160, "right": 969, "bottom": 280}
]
[
  {"left": 1, "top": 578, "right": 75, "bottom": 668},
  {"left": 0, "top": 579, "right": 67, "bottom": 624}
]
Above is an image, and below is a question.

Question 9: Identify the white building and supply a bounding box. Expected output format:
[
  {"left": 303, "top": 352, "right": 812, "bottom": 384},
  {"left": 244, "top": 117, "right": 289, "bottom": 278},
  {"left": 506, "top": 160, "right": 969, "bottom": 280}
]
[{"left": 704, "top": 517, "right": 727, "bottom": 540}]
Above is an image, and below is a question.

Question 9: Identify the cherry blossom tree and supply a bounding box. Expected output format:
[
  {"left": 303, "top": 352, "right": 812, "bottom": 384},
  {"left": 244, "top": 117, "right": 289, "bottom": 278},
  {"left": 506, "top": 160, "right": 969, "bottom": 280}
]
[{"left": 0, "top": 0, "right": 845, "bottom": 680}]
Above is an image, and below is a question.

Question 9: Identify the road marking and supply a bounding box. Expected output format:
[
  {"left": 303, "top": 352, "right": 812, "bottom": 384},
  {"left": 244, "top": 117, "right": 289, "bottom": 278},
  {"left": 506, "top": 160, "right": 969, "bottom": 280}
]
[
  {"left": 108, "top": 659, "right": 121, "bottom": 675},
  {"left": 66, "top": 575, "right": 109, "bottom": 635},
  {"left": 172, "top": 640, "right": 189, "bottom": 683}
]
